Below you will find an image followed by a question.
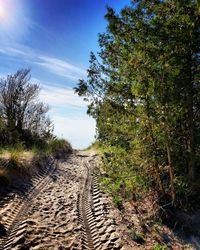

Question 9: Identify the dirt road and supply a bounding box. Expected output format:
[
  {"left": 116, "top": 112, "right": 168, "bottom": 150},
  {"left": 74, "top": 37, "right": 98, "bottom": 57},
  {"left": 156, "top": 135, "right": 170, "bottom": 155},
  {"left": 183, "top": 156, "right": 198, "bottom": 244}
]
[{"left": 0, "top": 151, "right": 130, "bottom": 250}]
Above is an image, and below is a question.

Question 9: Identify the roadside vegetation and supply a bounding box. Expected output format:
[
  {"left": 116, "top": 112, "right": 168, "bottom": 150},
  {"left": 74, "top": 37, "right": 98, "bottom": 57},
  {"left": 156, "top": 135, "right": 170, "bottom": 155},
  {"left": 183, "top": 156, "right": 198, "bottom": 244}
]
[
  {"left": 76, "top": 0, "right": 200, "bottom": 247},
  {"left": 0, "top": 69, "right": 72, "bottom": 185}
]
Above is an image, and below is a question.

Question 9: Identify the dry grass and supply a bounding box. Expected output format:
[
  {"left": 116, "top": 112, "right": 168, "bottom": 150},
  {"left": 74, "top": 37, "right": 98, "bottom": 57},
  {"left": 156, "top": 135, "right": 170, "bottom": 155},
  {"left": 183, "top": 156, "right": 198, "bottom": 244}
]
[
  {"left": 0, "top": 149, "right": 39, "bottom": 183},
  {"left": 0, "top": 150, "right": 34, "bottom": 163},
  {"left": 0, "top": 138, "right": 72, "bottom": 186}
]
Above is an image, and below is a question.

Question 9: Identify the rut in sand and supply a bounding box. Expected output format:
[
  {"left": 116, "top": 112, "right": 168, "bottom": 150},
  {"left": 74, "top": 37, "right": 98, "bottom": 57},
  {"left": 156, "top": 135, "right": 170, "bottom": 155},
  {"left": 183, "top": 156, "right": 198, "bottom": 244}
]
[{"left": 0, "top": 152, "right": 123, "bottom": 250}]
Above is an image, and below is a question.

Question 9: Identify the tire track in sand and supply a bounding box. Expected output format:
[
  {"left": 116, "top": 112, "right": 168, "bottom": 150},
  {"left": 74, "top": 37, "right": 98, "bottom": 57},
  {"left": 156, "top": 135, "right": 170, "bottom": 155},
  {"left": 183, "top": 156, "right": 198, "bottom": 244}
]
[
  {"left": 0, "top": 157, "right": 57, "bottom": 250},
  {"left": 78, "top": 157, "right": 122, "bottom": 250},
  {"left": 1, "top": 153, "right": 124, "bottom": 250}
]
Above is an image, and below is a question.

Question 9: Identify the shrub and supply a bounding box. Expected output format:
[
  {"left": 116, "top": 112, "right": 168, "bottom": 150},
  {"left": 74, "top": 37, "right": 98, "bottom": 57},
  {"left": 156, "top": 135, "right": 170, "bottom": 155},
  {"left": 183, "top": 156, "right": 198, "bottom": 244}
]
[
  {"left": 153, "top": 244, "right": 168, "bottom": 250},
  {"left": 113, "top": 195, "right": 123, "bottom": 209},
  {"left": 100, "top": 145, "right": 148, "bottom": 204},
  {"left": 48, "top": 138, "right": 72, "bottom": 157}
]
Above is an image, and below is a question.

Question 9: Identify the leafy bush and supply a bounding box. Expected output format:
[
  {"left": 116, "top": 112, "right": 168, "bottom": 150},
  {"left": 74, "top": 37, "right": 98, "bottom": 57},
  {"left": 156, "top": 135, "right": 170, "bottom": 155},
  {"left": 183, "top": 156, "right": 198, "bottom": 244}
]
[{"left": 100, "top": 145, "right": 149, "bottom": 204}]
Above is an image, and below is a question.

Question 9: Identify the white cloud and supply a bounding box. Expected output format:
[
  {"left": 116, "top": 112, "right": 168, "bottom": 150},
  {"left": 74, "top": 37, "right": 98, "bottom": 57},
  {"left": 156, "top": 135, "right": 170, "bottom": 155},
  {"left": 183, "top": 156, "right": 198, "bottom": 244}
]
[
  {"left": 37, "top": 81, "right": 95, "bottom": 149},
  {"left": 0, "top": 44, "right": 93, "bottom": 149},
  {"left": 40, "top": 85, "right": 85, "bottom": 108},
  {"left": 0, "top": 73, "right": 94, "bottom": 149},
  {"left": 52, "top": 115, "right": 96, "bottom": 149},
  {"left": 0, "top": 45, "right": 86, "bottom": 80},
  {"left": 37, "top": 56, "right": 86, "bottom": 80},
  {"left": 0, "top": 47, "right": 28, "bottom": 57}
]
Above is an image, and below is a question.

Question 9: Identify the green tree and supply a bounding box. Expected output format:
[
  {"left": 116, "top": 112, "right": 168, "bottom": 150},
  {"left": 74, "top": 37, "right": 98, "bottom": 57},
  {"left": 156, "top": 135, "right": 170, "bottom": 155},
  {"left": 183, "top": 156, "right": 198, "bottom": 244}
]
[{"left": 76, "top": 0, "right": 200, "bottom": 205}]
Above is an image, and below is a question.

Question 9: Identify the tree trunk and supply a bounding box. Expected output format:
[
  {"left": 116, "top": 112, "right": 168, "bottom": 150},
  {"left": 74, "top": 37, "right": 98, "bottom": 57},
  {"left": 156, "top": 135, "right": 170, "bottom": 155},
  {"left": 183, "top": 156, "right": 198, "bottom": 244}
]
[
  {"left": 166, "top": 142, "right": 175, "bottom": 204},
  {"left": 187, "top": 86, "right": 195, "bottom": 180},
  {"left": 187, "top": 51, "right": 195, "bottom": 181},
  {"left": 145, "top": 98, "right": 165, "bottom": 195}
]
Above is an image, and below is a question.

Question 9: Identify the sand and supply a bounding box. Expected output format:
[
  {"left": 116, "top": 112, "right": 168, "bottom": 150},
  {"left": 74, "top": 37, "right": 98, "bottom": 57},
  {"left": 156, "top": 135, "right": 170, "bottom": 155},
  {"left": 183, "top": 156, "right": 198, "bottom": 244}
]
[{"left": 0, "top": 152, "right": 132, "bottom": 250}]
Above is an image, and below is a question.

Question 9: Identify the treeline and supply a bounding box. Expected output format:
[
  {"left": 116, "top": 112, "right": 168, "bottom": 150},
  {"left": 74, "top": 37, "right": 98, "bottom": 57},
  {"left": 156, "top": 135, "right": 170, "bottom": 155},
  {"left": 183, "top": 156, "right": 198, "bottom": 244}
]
[
  {"left": 76, "top": 0, "right": 200, "bottom": 208},
  {"left": 0, "top": 69, "right": 53, "bottom": 149}
]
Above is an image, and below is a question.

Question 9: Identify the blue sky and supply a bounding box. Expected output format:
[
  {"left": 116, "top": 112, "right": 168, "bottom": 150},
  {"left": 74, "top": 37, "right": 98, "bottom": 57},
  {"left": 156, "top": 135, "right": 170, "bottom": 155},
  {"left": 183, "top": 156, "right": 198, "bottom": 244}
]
[{"left": 0, "top": 0, "right": 130, "bottom": 149}]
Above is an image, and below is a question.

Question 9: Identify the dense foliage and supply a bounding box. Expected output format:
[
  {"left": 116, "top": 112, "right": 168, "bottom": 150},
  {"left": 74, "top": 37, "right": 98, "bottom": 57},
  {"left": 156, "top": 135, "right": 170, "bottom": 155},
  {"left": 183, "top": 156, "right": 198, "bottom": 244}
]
[{"left": 75, "top": 0, "right": 200, "bottom": 208}]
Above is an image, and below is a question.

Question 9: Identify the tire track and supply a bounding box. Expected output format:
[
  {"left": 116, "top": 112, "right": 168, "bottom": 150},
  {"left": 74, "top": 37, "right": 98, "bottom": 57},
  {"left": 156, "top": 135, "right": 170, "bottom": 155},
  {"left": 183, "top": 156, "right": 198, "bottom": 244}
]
[
  {"left": 78, "top": 157, "right": 121, "bottom": 250},
  {"left": 22, "top": 154, "right": 83, "bottom": 249},
  {"left": 0, "top": 157, "right": 57, "bottom": 250},
  {"left": 78, "top": 160, "right": 96, "bottom": 249}
]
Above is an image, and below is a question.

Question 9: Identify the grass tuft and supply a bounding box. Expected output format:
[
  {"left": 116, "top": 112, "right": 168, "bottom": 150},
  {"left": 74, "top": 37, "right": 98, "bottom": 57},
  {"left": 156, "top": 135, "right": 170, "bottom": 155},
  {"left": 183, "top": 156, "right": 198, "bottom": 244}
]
[{"left": 0, "top": 138, "right": 72, "bottom": 187}]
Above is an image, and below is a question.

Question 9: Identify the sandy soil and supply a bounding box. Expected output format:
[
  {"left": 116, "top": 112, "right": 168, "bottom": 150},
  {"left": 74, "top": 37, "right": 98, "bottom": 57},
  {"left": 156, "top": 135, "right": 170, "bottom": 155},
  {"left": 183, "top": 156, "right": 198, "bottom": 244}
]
[
  {"left": 0, "top": 152, "right": 134, "bottom": 250},
  {"left": 23, "top": 155, "right": 83, "bottom": 249}
]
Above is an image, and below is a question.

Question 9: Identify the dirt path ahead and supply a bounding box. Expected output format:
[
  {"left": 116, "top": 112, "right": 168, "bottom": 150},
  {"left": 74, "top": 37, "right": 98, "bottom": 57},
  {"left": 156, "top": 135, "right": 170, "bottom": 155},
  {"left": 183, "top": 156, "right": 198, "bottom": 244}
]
[{"left": 0, "top": 152, "right": 132, "bottom": 250}]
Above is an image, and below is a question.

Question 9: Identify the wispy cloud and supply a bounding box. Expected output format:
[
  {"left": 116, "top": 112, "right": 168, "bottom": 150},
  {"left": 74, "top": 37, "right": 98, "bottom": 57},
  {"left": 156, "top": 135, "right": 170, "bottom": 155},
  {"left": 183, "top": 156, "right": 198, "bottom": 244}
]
[
  {"left": 0, "top": 47, "right": 28, "bottom": 57},
  {"left": 40, "top": 83, "right": 95, "bottom": 149},
  {"left": 40, "top": 85, "right": 86, "bottom": 108},
  {"left": 0, "top": 46, "right": 86, "bottom": 81},
  {"left": 37, "top": 55, "right": 86, "bottom": 80},
  {"left": 31, "top": 78, "right": 95, "bottom": 149}
]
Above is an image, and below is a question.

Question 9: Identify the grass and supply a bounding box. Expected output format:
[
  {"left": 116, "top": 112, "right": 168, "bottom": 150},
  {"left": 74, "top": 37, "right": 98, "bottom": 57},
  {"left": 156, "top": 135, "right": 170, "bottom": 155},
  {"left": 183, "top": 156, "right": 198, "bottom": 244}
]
[
  {"left": 153, "top": 244, "right": 168, "bottom": 250},
  {"left": 0, "top": 147, "right": 34, "bottom": 165},
  {"left": 31, "top": 138, "right": 72, "bottom": 156},
  {"left": 48, "top": 138, "right": 72, "bottom": 156},
  {"left": 0, "top": 138, "right": 72, "bottom": 187},
  {"left": 85, "top": 141, "right": 101, "bottom": 151},
  {"left": 0, "top": 138, "right": 72, "bottom": 159},
  {"left": 0, "top": 148, "right": 37, "bottom": 180}
]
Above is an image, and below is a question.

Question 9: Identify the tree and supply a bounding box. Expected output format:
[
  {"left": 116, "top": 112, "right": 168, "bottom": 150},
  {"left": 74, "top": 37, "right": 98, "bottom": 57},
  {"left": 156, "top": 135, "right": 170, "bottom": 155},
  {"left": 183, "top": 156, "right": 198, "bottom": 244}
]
[
  {"left": 76, "top": 0, "right": 200, "bottom": 205},
  {"left": 0, "top": 69, "right": 53, "bottom": 145}
]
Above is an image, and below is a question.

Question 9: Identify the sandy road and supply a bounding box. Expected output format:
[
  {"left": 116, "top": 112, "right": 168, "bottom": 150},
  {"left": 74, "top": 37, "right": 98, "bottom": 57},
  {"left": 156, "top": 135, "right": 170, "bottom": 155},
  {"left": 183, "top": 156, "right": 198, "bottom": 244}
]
[{"left": 0, "top": 152, "right": 127, "bottom": 250}]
